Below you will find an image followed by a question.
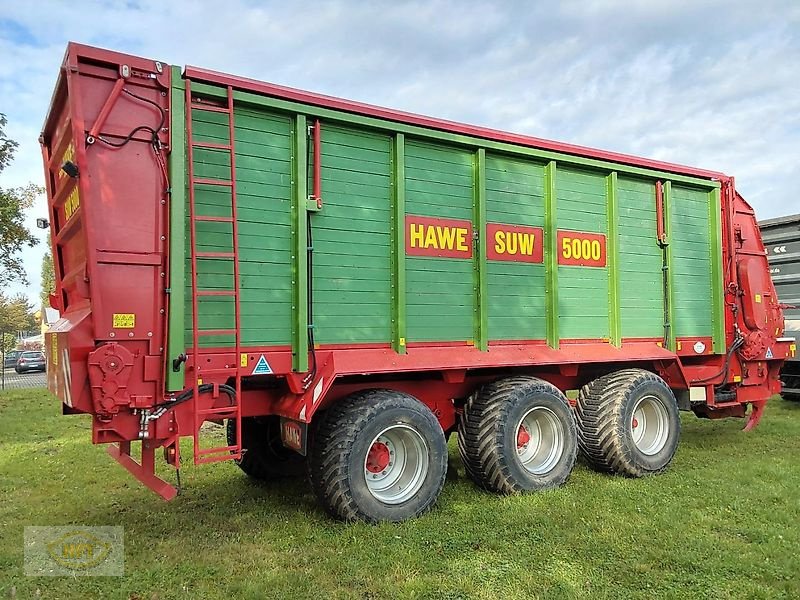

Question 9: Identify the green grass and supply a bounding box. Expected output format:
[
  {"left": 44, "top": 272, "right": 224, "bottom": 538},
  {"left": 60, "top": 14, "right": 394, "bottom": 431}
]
[{"left": 1, "top": 388, "right": 799, "bottom": 599}]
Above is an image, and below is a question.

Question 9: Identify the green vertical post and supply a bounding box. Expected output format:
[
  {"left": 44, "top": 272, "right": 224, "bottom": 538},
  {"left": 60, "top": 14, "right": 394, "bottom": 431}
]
[
  {"left": 473, "top": 148, "right": 488, "bottom": 350},
  {"left": 291, "top": 114, "right": 309, "bottom": 372},
  {"left": 606, "top": 172, "right": 622, "bottom": 347},
  {"left": 391, "top": 133, "right": 407, "bottom": 354},
  {"left": 544, "top": 161, "right": 559, "bottom": 349},
  {"left": 166, "top": 66, "right": 186, "bottom": 392},
  {"left": 708, "top": 187, "right": 726, "bottom": 354},
  {"left": 663, "top": 181, "right": 677, "bottom": 351}
]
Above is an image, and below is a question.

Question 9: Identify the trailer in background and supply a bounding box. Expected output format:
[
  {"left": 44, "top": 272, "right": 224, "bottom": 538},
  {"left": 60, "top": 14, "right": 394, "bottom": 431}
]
[{"left": 760, "top": 214, "right": 800, "bottom": 400}]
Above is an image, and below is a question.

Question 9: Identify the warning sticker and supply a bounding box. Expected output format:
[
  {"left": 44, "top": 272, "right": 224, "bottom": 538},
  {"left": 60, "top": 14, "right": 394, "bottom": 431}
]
[
  {"left": 765, "top": 347, "right": 773, "bottom": 359},
  {"left": 112, "top": 313, "right": 135, "bottom": 328},
  {"left": 251, "top": 355, "right": 272, "bottom": 375}
]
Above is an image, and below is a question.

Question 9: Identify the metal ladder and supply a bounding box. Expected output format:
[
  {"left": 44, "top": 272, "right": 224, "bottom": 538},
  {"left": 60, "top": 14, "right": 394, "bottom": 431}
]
[{"left": 185, "top": 80, "right": 243, "bottom": 464}]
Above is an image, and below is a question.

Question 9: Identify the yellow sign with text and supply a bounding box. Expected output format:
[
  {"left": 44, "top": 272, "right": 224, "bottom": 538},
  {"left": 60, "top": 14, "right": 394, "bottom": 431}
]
[{"left": 112, "top": 313, "right": 135, "bottom": 329}]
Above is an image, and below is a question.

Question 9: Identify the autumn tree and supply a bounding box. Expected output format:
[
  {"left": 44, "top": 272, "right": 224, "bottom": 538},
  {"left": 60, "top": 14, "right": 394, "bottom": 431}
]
[
  {"left": 40, "top": 247, "right": 55, "bottom": 309},
  {"left": 0, "top": 293, "right": 36, "bottom": 353},
  {"left": 0, "top": 113, "right": 41, "bottom": 287}
]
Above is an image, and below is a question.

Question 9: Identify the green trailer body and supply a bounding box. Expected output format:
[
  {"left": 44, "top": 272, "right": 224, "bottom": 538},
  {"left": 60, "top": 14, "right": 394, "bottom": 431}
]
[{"left": 166, "top": 76, "right": 725, "bottom": 390}]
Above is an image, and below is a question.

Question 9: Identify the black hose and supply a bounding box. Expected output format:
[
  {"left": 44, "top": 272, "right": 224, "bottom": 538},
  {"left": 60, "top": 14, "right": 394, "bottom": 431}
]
[
  {"left": 96, "top": 88, "right": 166, "bottom": 148},
  {"left": 155, "top": 383, "right": 236, "bottom": 410},
  {"left": 690, "top": 334, "right": 745, "bottom": 385}
]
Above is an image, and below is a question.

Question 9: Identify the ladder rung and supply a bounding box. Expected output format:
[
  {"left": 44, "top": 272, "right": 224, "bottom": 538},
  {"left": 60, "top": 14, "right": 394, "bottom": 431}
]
[
  {"left": 192, "top": 141, "right": 232, "bottom": 150},
  {"left": 196, "top": 251, "right": 235, "bottom": 259},
  {"left": 196, "top": 452, "right": 241, "bottom": 465},
  {"left": 198, "top": 406, "right": 239, "bottom": 416},
  {"left": 191, "top": 103, "right": 230, "bottom": 114},
  {"left": 197, "top": 290, "right": 236, "bottom": 297},
  {"left": 195, "top": 215, "right": 233, "bottom": 223},
  {"left": 197, "top": 328, "right": 237, "bottom": 336},
  {"left": 197, "top": 445, "right": 239, "bottom": 456},
  {"left": 193, "top": 178, "right": 232, "bottom": 187}
]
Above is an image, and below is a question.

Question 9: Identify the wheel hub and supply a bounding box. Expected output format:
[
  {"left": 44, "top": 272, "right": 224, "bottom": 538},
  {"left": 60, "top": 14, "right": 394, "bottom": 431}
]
[
  {"left": 514, "top": 407, "right": 564, "bottom": 475},
  {"left": 364, "top": 425, "right": 429, "bottom": 505},
  {"left": 366, "top": 442, "right": 391, "bottom": 473},
  {"left": 517, "top": 425, "right": 531, "bottom": 448},
  {"left": 630, "top": 395, "right": 669, "bottom": 455}
]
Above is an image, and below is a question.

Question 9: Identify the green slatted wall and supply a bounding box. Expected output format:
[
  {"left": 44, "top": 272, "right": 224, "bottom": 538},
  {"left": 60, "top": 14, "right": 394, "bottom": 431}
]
[
  {"left": 670, "top": 185, "right": 714, "bottom": 338},
  {"left": 617, "top": 176, "right": 665, "bottom": 338},
  {"left": 404, "top": 140, "right": 475, "bottom": 342},
  {"left": 186, "top": 105, "right": 293, "bottom": 348},
  {"left": 173, "top": 81, "right": 723, "bottom": 361},
  {"left": 556, "top": 167, "right": 609, "bottom": 340},
  {"left": 485, "top": 154, "right": 546, "bottom": 340},
  {"left": 310, "top": 124, "right": 392, "bottom": 344}
]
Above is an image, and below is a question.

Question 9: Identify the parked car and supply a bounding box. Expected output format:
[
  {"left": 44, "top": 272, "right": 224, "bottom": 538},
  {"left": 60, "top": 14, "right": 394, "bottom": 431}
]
[
  {"left": 3, "top": 350, "right": 21, "bottom": 370},
  {"left": 15, "top": 351, "right": 46, "bottom": 374}
]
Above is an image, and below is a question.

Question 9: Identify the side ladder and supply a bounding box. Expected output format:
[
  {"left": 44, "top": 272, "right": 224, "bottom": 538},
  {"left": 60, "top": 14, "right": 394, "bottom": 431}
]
[{"left": 185, "top": 80, "right": 243, "bottom": 464}]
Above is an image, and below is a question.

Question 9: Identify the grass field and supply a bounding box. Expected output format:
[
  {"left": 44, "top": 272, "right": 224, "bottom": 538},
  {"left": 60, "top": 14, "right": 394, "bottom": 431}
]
[{"left": 1, "top": 387, "right": 799, "bottom": 599}]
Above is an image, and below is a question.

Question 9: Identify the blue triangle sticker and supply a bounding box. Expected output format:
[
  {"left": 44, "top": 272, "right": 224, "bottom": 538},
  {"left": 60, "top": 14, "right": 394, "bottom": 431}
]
[{"left": 251, "top": 354, "right": 272, "bottom": 375}]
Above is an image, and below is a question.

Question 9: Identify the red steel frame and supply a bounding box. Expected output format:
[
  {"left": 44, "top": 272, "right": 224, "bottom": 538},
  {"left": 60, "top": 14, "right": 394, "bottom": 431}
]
[{"left": 39, "top": 43, "right": 792, "bottom": 501}]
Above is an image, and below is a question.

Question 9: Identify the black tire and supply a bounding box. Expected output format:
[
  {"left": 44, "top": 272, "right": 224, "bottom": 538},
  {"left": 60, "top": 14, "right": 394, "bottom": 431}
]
[
  {"left": 307, "top": 389, "right": 448, "bottom": 523},
  {"left": 576, "top": 369, "right": 680, "bottom": 477},
  {"left": 458, "top": 376, "right": 578, "bottom": 494},
  {"left": 226, "top": 416, "right": 305, "bottom": 480}
]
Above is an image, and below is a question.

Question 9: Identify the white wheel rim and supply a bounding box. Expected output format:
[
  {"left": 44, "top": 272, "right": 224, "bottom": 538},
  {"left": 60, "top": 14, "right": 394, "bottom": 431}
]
[
  {"left": 364, "top": 425, "right": 429, "bottom": 504},
  {"left": 630, "top": 395, "right": 670, "bottom": 455},
  {"left": 515, "top": 407, "right": 564, "bottom": 475}
]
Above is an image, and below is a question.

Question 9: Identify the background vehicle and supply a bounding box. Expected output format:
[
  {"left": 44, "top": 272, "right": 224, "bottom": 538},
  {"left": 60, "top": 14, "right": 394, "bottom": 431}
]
[
  {"left": 3, "top": 350, "right": 21, "bottom": 370},
  {"left": 39, "top": 43, "right": 790, "bottom": 522},
  {"left": 15, "top": 351, "right": 46, "bottom": 374},
  {"left": 759, "top": 214, "right": 800, "bottom": 400}
]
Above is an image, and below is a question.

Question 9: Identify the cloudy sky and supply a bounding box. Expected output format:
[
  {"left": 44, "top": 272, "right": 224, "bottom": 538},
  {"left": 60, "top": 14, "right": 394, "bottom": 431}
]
[{"left": 1, "top": 0, "right": 798, "bottom": 304}]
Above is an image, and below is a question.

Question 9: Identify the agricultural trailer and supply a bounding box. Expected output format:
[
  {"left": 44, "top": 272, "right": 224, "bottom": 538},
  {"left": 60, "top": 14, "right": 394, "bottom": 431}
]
[
  {"left": 759, "top": 214, "right": 800, "bottom": 400},
  {"left": 40, "top": 43, "right": 791, "bottom": 522}
]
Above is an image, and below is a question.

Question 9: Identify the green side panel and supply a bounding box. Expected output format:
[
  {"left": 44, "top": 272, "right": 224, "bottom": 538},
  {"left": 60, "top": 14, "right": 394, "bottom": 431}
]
[
  {"left": 473, "top": 149, "right": 488, "bottom": 350},
  {"left": 670, "top": 184, "right": 714, "bottom": 339},
  {"left": 556, "top": 166, "right": 609, "bottom": 340},
  {"left": 391, "top": 134, "right": 407, "bottom": 353},
  {"left": 184, "top": 102, "right": 294, "bottom": 348},
  {"left": 405, "top": 139, "right": 474, "bottom": 342},
  {"left": 616, "top": 176, "right": 665, "bottom": 339},
  {"left": 708, "top": 188, "right": 725, "bottom": 353},
  {"left": 166, "top": 67, "right": 186, "bottom": 391},
  {"left": 310, "top": 124, "right": 393, "bottom": 344},
  {"left": 485, "top": 153, "right": 546, "bottom": 341}
]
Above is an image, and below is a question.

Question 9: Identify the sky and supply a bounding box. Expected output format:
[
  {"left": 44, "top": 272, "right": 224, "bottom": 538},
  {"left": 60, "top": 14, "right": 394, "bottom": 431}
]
[{"left": 1, "top": 0, "right": 798, "bottom": 305}]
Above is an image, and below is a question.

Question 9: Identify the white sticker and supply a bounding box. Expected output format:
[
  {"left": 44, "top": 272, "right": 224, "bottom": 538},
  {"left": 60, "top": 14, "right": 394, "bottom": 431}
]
[
  {"left": 766, "top": 347, "right": 773, "bottom": 359},
  {"left": 251, "top": 354, "right": 272, "bottom": 375},
  {"left": 693, "top": 341, "right": 706, "bottom": 354}
]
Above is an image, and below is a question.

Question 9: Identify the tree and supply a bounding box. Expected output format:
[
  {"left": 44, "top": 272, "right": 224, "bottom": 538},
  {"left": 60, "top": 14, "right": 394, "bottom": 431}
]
[
  {"left": 40, "top": 247, "right": 55, "bottom": 309},
  {"left": 0, "top": 113, "right": 41, "bottom": 286},
  {"left": 0, "top": 292, "right": 36, "bottom": 352}
]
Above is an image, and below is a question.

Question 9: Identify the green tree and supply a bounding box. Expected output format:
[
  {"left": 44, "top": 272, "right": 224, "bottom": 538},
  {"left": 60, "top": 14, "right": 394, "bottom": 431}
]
[
  {"left": 0, "top": 292, "right": 36, "bottom": 352},
  {"left": 40, "top": 247, "right": 55, "bottom": 309},
  {"left": 0, "top": 113, "right": 41, "bottom": 286}
]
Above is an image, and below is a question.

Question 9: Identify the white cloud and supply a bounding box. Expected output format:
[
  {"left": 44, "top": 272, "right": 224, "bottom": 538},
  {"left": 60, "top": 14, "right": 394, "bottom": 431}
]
[{"left": 0, "top": 0, "right": 798, "bottom": 304}]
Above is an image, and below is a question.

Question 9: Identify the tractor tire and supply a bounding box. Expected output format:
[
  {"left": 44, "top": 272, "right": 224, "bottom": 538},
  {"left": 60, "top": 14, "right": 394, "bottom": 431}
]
[
  {"left": 227, "top": 416, "right": 305, "bottom": 480},
  {"left": 458, "top": 376, "right": 578, "bottom": 494},
  {"left": 576, "top": 369, "right": 680, "bottom": 477},
  {"left": 307, "top": 389, "right": 448, "bottom": 523}
]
